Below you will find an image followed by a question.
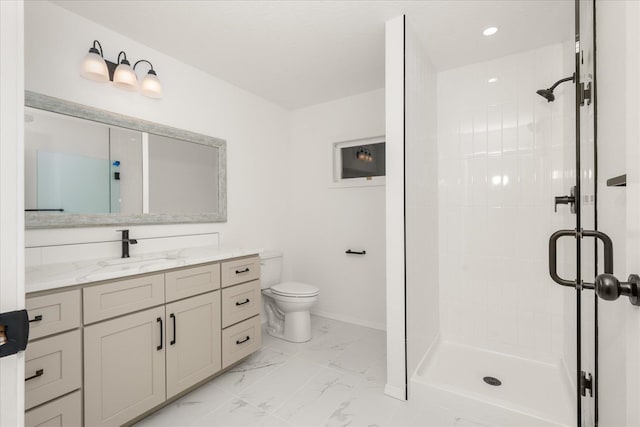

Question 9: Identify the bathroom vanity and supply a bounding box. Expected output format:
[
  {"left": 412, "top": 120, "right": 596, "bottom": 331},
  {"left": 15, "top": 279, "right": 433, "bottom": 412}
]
[{"left": 24, "top": 249, "right": 261, "bottom": 427}]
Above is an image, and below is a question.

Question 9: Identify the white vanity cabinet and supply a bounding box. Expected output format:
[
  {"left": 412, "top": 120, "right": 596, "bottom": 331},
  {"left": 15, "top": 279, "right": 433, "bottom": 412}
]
[
  {"left": 84, "top": 306, "right": 166, "bottom": 427},
  {"left": 166, "top": 291, "right": 221, "bottom": 398},
  {"left": 25, "top": 290, "right": 82, "bottom": 427},
  {"left": 220, "top": 258, "right": 262, "bottom": 368},
  {"left": 26, "top": 254, "right": 260, "bottom": 427}
]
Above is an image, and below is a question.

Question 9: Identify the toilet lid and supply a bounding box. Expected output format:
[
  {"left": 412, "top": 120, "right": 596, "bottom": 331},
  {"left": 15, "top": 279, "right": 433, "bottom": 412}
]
[{"left": 271, "top": 281, "right": 319, "bottom": 297}]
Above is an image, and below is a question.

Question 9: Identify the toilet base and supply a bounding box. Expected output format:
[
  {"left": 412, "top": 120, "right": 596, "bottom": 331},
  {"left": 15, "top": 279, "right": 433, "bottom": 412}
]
[{"left": 265, "top": 311, "right": 312, "bottom": 343}]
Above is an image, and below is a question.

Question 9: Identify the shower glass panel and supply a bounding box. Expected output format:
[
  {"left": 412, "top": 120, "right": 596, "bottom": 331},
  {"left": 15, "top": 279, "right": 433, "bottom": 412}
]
[{"left": 577, "top": 0, "right": 597, "bottom": 425}]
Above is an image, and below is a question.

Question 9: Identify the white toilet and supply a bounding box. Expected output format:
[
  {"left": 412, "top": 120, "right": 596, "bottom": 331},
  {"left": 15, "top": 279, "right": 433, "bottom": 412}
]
[{"left": 260, "top": 250, "right": 319, "bottom": 343}]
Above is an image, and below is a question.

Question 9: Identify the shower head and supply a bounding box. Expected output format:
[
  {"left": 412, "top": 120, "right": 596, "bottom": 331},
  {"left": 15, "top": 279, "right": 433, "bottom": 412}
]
[
  {"left": 536, "top": 88, "right": 556, "bottom": 102},
  {"left": 536, "top": 73, "right": 575, "bottom": 102}
]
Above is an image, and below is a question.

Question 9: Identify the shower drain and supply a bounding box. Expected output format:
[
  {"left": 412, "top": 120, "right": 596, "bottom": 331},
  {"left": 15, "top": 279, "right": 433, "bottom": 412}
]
[{"left": 483, "top": 376, "right": 502, "bottom": 386}]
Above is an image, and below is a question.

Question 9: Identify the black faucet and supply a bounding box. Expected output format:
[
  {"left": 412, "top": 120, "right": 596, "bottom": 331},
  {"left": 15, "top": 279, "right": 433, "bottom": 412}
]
[{"left": 117, "top": 229, "right": 138, "bottom": 258}]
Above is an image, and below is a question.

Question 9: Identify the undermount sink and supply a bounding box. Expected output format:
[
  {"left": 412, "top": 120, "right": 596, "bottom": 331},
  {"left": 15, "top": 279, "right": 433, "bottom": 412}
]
[
  {"left": 100, "top": 255, "right": 175, "bottom": 267},
  {"left": 86, "top": 255, "right": 179, "bottom": 282}
]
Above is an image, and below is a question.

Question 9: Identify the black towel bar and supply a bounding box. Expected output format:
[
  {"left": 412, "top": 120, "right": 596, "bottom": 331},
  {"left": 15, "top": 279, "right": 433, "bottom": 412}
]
[{"left": 345, "top": 249, "right": 366, "bottom": 255}]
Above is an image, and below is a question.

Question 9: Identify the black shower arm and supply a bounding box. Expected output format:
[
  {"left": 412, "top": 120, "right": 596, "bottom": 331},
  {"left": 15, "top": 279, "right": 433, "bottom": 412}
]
[{"left": 549, "top": 74, "right": 576, "bottom": 91}]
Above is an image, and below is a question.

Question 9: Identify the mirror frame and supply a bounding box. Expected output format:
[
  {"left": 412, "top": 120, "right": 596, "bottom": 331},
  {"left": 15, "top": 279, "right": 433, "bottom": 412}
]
[{"left": 25, "top": 91, "right": 227, "bottom": 229}]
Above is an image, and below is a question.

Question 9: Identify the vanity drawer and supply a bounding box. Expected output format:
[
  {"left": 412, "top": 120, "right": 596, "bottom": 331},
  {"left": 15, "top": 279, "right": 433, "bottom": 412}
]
[
  {"left": 83, "top": 273, "right": 164, "bottom": 324},
  {"left": 221, "top": 256, "right": 260, "bottom": 288},
  {"left": 221, "top": 280, "right": 261, "bottom": 328},
  {"left": 165, "top": 263, "right": 220, "bottom": 302},
  {"left": 25, "top": 390, "right": 82, "bottom": 427},
  {"left": 25, "top": 329, "right": 81, "bottom": 410},
  {"left": 221, "top": 315, "right": 261, "bottom": 368},
  {"left": 26, "top": 290, "right": 81, "bottom": 341}
]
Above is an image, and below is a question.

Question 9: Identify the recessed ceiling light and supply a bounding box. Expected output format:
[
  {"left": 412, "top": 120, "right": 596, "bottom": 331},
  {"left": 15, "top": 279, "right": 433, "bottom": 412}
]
[
  {"left": 488, "top": 77, "right": 498, "bottom": 83},
  {"left": 483, "top": 27, "right": 498, "bottom": 36}
]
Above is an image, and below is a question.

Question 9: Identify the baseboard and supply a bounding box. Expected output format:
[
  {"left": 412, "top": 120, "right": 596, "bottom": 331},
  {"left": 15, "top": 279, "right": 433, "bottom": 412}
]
[
  {"left": 384, "top": 384, "right": 407, "bottom": 401},
  {"left": 311, "top": 309, "right": 386, "bottom": 331}
]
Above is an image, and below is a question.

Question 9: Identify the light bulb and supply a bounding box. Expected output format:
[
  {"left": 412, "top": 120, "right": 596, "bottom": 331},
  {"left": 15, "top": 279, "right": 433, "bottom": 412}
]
[
  {"left": 80, "top": 48, "right": 109, "bottom": 82},
  {"left": 113, "top": 60, "right": 138, "bottom": 91},
  {"left": 140, "top": 70, "right": 162, "bottom": 99}
]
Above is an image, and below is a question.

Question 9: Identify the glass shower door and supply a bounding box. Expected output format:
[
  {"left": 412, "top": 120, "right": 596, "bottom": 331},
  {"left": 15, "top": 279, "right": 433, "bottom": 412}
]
[{"left": 576, "top": 0, "right": 597, "bottom": 425}]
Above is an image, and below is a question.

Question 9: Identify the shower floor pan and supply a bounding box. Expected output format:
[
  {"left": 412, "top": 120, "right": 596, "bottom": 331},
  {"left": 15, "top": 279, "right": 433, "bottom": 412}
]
[{"left": 411, "top": 340, "right": 576, "bottom": 427}]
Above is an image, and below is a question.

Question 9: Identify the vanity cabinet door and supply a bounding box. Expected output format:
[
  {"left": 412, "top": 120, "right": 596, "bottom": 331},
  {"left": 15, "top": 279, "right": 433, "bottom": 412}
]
[
  {"left": 84, "top": 306, "right": 166, "bottom": 427},
  {"left": 166, "top": 291, "right": 221, "bottom": 398}
]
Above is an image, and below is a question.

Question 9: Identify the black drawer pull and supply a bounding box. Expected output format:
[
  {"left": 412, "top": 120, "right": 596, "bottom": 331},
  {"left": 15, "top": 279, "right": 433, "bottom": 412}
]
[
  {"left": 170, "top": 313, "right": 176, "bottom": 346},
  {"left": 25, "top": 369, "right": 44, "bottom": 381},
  {"left": 235, "top": 299, "right": 250, "bottom": 306},
  {"left": 236, "top": 336, "right": 250, "bottom": 345},
  {"left": 29, "top": 315, "right": 43, "bottom": 323},
  {"left": 235, "top": 268, "right": 250, "bottom": 274},
  {"left": 157, "top": 317, "right": 163, "bottom": 351}
]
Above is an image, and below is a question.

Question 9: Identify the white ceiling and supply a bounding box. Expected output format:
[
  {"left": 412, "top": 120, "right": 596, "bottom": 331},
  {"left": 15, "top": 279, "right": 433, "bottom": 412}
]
[{"left": 52, "top": 0, "right": 573, "bottom": 109}]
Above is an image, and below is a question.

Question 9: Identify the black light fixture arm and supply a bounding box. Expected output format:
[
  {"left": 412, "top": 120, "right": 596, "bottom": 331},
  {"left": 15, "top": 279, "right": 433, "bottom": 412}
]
[
  {"left": 549, "top": 73, "right": 576, "bottom": 91},
  {"left": 134, "top": 59, "right": 157, "bottom": 75},
  {"left": 117, "top": 51, "right": 130, "bottom": 65},
  {"left": 91, "top": 40, "right": 104, "bottom": 57}
]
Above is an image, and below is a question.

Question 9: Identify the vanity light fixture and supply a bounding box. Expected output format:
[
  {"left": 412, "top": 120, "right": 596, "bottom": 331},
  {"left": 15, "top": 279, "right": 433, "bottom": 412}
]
[
  {"left": 80, "top": 40, "right": 109, "bottom": 82},
  {"left": 80, "top": 40, "right": 163, "bottom": 99},
  {"left": 113, "top": 51, "right": 138, "bottom": 91},
  {"left": 135, "top": 60, "right": 163, "bottom": 99}
]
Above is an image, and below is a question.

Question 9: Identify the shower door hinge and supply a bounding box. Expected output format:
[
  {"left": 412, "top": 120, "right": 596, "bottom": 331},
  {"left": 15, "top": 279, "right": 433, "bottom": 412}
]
[
  {"left": 581, "top": 371, "right": 593, "bottom": 397},
  {"left": 581, "top": 82, "right": 592, "bottom": 106}
]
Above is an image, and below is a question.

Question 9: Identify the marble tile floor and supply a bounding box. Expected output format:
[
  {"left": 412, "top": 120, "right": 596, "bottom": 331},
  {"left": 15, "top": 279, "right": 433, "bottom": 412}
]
[{"left": 135, "top": 316, "right": 490, "bottom": 427}]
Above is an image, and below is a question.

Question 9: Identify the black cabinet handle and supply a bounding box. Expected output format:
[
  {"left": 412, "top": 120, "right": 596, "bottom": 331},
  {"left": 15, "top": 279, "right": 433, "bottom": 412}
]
[
  {"left": 235, "top": 268, "right": 250, "bottom": 274},
  {"left": 29, "top": 315, "right": 43, "bottom": 323},
  {"left": 345, "top": 249, "right": 366, "bottom": 255},
  {"left": 25, "top": 369, "right": 44, "bottom": 381},
  {"left": 236, "top": 336, "right": 250, "bottom": 345},
  {"left": 170, "top": 313, "right": 176, "bottom": 346},
  {"left": 157, "top": 317, "right": 163, "bottom": 351},
  {"left": 235, "top": 299, "right": 250, "bottom": 306}
]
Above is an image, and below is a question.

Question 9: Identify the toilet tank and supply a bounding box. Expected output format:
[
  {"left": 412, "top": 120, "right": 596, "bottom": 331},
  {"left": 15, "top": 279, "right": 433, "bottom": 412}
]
[{"left": 259, "top": 250, "right": 283, "bottom": 289}]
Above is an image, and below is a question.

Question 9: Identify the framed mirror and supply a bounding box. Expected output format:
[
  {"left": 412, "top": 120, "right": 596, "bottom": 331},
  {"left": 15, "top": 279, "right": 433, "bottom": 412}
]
[{"left": 24, "top": 91, "right": 226, "bottom": 228}]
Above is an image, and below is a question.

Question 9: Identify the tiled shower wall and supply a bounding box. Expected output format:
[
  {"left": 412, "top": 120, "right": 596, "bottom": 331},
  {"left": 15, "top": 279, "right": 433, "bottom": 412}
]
[{"left": 437, "top": 43, "right": 573, "bottom": 364}]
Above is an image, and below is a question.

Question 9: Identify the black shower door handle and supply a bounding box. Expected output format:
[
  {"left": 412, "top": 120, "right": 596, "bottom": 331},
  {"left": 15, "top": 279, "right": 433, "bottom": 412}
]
[
  {"left": 549, "top": 229, "right": 614, "bottom": 288},
  {"left": 549, "top": 230, "right": 578, "bottom": 288}
]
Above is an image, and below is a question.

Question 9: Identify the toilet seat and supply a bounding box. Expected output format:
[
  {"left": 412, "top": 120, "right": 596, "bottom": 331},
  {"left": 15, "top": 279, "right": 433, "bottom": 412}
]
[{"left": 271, "top": 281, "right": 319, "bottom": 297}]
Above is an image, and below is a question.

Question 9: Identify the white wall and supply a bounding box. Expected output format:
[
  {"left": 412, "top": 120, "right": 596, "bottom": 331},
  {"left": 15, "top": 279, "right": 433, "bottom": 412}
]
[
  {"left": 437, "top": 44, "right": 569, "bottom": 364},
  {"left": 384, "top": 15, "right": 406, "bottom": 400},
  {"left": 404, "top": 18, "right": 439, "bottom": 383},
  {"left": 0, "top": 0, "right": 26, "bottom": 424},
  {"left": 286, "top": 89, "right": 385, "bottom": 331},
  {"left": 596, "top": 2, "right": 640, "bottom": 426},
  {"left": 24, "top": 1, "right": 290, "bottom": 251}
]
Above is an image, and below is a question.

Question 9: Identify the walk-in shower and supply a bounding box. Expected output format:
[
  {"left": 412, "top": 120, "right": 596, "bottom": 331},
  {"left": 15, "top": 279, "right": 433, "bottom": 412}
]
[{"left": 401, "top": 1, "right": 600, "bottom": 426}]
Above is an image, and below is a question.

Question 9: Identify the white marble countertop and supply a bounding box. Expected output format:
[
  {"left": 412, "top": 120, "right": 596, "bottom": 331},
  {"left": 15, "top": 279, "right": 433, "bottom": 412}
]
[{"left": 26, "top": 246, "right": 260, "bottom": 294}]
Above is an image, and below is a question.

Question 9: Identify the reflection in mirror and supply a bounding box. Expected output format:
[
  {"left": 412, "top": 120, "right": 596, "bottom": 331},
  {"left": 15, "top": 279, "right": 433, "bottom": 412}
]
[
  {"left": 24, "top": 91, "right": 227, "bottom": 228},
  {"left": 148, "top": 134, "right": 219, "bottom": 214},
  {"left": 24, "top": 107, "right": 142, "bottom": 214}
]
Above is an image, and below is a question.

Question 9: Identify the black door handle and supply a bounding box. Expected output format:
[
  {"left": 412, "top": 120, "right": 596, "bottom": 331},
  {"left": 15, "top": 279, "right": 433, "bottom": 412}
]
[
  {"left": 235, "top": 268, "right": 250, "bottom": 274},
  {"left": 549, "top": 229, "right": 614, "bottom": 289},
  {"left": 157, "top": 317, "right": 163, "bottom": 351},
  {"left": 594, "top": 274, "right": 640, "bottom": 306},
  {"left": 548, "top": 230, "right": 578, "bottom": 287},
  {"left": 236, "top": 299, "right": 250, "bottom": 306},
  {"left": 170, "top": 313, "right": 176, "bottom": 345}
]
